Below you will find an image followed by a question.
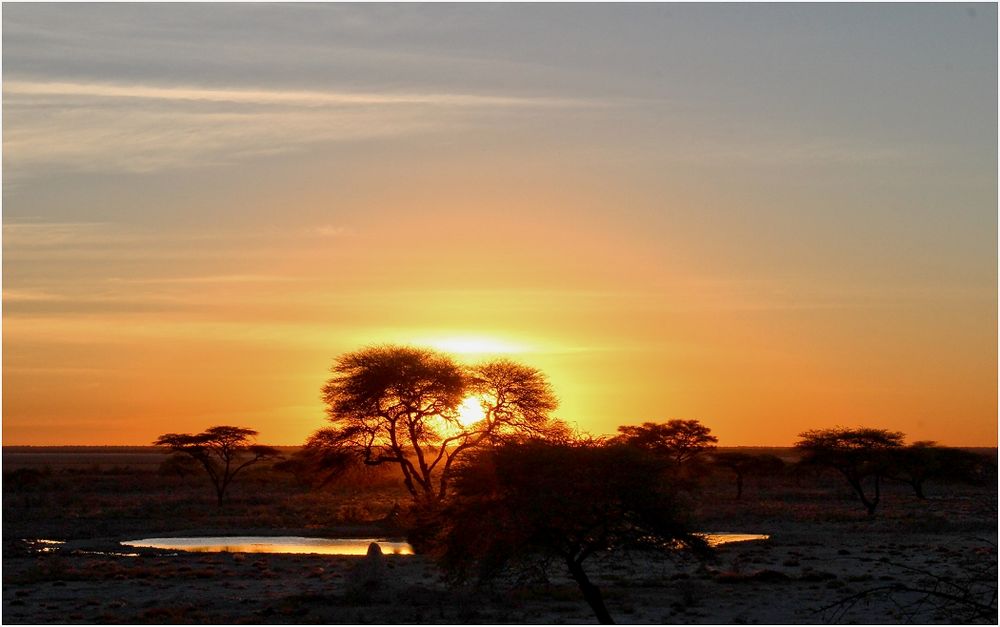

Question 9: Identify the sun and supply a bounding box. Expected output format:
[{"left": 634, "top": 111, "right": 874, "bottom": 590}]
[{"left": 456, "top": 395, "right": 486, "bottom": 427}]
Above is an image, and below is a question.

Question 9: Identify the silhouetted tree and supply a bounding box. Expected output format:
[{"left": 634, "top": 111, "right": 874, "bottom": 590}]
[
  {"left": 615, "top": 419, "right": 718, "bottom": 466},
  {"left": 154, "top": 426, "right": 280, "bottom": 505},
  {"left": 886, "top": 441, "right": 945, "bottom": 499},
  {"left": 888, "top": 442, "right": 996, "bottom": 498},
  {"left": 713, "top": 451, "right": 786, "bottom": 499},
  {"left": 796, "top": 427, "right": 904, "bottom": 517},
  {"left": 420, "top": 439, "right": 708, "bottom": 624},
  {"left": 304, "top": 346, "right": 564, "bottom": 506}
]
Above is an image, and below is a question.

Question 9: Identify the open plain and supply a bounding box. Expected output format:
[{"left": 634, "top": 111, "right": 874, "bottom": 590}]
[{"left": 3, "top": 446, "right": 996, "bottom": 624}]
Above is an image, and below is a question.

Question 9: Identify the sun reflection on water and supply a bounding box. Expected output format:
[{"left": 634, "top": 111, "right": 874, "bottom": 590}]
[{"left": 121, "top": 536, "right": 413, "bottom": 555}]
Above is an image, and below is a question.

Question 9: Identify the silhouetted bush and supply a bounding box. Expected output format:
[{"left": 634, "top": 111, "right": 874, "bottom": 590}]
[{"left": 418, "top": 438, "right": 708, "bottom": 624}]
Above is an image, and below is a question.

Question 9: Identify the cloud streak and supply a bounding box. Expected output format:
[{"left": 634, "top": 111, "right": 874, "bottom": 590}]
[
  {"left": 2, "top": 79, "right": 600, "bottom": 178},
  {"left": 3, "top": 79, "right": 593, "bottom": 108},
  {"left": 3, "top": 222, "right": 122, "bottom": 246}
]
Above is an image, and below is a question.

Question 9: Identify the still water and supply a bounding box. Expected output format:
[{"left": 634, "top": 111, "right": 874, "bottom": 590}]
[
  {"left": 121, "top": 532, "right": 768, "bottom": 555},
  {"left": 697, "top": 533, "right": 770, "bottom": 547},
  {"left": 121, "top": 536, "right": 413, "bottom": 555}
]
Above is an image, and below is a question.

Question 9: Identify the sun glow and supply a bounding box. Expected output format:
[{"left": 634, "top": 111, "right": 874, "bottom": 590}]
[
  {"left": 415, "top": 336, "right": 526, "bottom": 355},
  {"left": 456, "top": 395, "right": 487, "bottom": 427}
]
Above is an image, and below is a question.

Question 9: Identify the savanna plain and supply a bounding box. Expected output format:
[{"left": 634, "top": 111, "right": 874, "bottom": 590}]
[{"left": 3, "top": 445, "right": 996, "bottom": 624}]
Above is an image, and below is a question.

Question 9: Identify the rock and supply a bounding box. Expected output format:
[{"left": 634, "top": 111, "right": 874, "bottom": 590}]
[{"left": 347, "top": 542, "right": 386, "bottom": 592}]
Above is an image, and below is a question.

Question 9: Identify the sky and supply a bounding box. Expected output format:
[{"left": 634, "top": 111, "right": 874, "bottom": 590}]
[{"left": 3, "top": 3, "right": 997, "bottom": 446}]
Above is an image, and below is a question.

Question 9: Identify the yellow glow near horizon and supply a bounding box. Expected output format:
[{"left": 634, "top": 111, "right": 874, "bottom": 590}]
[
  {"left": 456, "top": 396, "right": 487, "bottom": 427},
  {"left": 414, "top": 335, "right": 527, "bottom": 356}
]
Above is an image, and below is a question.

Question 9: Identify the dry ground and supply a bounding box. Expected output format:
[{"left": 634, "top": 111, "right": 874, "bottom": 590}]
[{"left": 3, "top": 447, "right": 996, "bottom": 624}]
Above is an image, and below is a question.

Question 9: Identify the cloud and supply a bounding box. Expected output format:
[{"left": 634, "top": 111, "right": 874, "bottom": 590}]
[
  {"left": 3, "top": 221, "right": 356, "bottom": 251},
  {"left": 105, "top": 275, "right": 307, "bottom": 285},
  {"left": 2, "top": 79, "right": 598, "bottom": 178},
  {"left": 2, "top": 289, "right": 67, "bottom": 302},
  {"left": 2, "top": 222, "right": 125, "bottom": 247},
  {"left": 2, "top": 315, "right": 354, "bottom": 348},
  {"left": 3, "top": 80, "right": 588, "bottom": 108}
]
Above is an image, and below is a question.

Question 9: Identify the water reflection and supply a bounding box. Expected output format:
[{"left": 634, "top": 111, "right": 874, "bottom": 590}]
[
  {"left": 698, "top": 533, "right": 770, "bottom": 547},
  {"left": 121, "top": 536, "right": 413, "bottom": 555},
  {"left": 121, "top": 533, "right": 766, "bottom": 556},
  {"left": 25, "top": 539, "right": 65, "bottom": 553}
]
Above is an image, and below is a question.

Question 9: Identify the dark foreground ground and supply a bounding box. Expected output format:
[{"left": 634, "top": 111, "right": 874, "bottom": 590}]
[{"left": 3, "top": 447, "right": 997, "bottom": 624}]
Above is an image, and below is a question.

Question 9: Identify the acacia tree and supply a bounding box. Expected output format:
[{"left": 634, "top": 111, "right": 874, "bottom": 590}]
[
  {"left": 615, "top": 419, "right": 718, "bottom": 465},
  {"left": 886, "top": 441, "right": 947, "bottom": 499},
  {"left": 796, "top": 427, "right": 904, "bottom": 517},
  {"left": 422, "top": 439, "right": 708, "bottom": 624},
  {"left": 154, "top": 426, "right": 280, "bottom": 506},
  {"left": 305, "top": 346, "right": 563, "bottom": 506},
  {"left": 887, "top": 442, "right": 992, "bottom": 499}
]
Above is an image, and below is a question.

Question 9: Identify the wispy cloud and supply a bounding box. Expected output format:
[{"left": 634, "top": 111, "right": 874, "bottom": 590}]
[
  {"left": 3, "top": 222, "right": 120, "bottom": 247},
  {"left": 4, "top": 80, "right": 590, "bottom": 108},
  {"left": 105, "top": 275, "right": 306, "bottom": 285},
  {"left": 3, "top": 79, "right": 598, "bottom": 178},
  {"left": 2, "top": 289, "right": 67, "bottom": 302},
  {"left": 3, "top": 221, "right": 356, "bottom": 250}
]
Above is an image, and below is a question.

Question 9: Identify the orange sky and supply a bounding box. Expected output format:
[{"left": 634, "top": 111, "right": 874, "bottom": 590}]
[{"left": 3, "top": 4, "right": 997, "bottom": 446}]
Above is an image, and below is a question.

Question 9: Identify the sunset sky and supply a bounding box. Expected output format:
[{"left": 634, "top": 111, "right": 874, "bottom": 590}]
[{"left": 3, "top": 4, "right": 996, "bottom": 446}]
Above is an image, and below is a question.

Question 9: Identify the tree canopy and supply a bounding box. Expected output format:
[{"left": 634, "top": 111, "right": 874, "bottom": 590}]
[
  {"left": 615, "top": 419, "right": 718, "bottom": 465},
  {"left": 305, "top": 345, "right": 565, "bottom": 505},
  {"left": 154, "top": 425, "right": 280, "bottom": 505}
]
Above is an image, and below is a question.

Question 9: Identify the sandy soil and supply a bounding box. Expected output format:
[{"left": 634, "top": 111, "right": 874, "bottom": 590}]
[{"left": 3, "top": 519, "right": 995, "bottom": 624}]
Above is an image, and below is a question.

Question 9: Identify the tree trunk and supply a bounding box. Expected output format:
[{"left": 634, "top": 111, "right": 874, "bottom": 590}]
[
  {"left": 397, "top": 459, "right": 419, "bottom": 500},
  {"left": 566, "top": 557, "right": 614, "bottom": 624},
  {"left": 847, "top": 477, "right": 877, "bottom": 518},
  {"left": 859, "top": 475, "right": 880, "bottom": 518}
]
